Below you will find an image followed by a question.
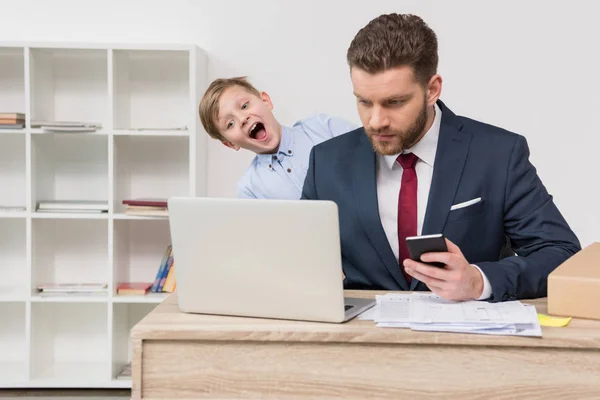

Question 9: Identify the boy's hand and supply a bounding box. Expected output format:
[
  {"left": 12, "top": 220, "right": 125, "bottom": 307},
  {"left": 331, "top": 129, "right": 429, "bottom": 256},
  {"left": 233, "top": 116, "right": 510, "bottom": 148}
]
[{"left": 403, "top": 238, "right": 484, "bottom": 301}]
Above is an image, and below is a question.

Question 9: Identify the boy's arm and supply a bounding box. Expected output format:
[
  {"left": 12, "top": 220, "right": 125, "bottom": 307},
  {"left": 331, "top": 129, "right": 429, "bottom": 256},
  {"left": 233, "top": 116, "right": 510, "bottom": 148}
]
[
  {"left": 325, "top": 115, "right": 359, "bottom": 138},
  {"left": 237, "top": 183, "right": 258, "bottom": 199}
]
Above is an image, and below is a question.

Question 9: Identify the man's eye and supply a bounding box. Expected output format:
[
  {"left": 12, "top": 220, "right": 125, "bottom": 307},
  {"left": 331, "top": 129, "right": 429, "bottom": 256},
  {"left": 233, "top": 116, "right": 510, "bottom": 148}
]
[{"left": 241, "top": 102, "right": 248, "bottom": 110}]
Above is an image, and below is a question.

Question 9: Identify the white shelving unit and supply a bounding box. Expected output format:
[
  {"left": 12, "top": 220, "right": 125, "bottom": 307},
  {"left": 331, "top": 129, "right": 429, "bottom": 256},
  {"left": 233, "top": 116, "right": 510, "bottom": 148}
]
[{"left": 0, "top": 42, "right": 208, "bottom": 388}]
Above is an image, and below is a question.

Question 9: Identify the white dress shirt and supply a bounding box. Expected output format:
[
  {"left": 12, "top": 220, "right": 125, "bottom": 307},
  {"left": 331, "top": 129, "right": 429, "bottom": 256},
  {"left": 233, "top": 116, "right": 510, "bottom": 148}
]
[{"left": 376, "top": 103, "right": 492, "bottom": 300}]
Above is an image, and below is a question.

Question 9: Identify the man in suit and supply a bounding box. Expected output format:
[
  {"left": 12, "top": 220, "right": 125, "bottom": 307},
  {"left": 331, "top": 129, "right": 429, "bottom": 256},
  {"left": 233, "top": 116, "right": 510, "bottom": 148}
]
[{"left": 301, "top": 13, "right": 581, "bottom": 302}]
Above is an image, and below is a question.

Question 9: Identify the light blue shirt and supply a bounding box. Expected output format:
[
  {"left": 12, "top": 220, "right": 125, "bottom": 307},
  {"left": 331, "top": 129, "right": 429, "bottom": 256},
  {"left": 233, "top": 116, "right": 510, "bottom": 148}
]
[{"left": 237, "top": 113, "right": 358, "bottom": 199}]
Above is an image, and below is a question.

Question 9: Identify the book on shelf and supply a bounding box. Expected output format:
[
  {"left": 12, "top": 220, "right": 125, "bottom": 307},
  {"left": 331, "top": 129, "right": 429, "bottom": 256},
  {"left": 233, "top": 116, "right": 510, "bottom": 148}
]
[
  {"left": 123, "top": 198, "right": 168, "bottom": 216},
  {"left": 116, "top": 244, "right": 176, "bottom": 296},
  {"left": 37, "top": 283, "right": 108, "bottom": 296},
  {"left": 36, "top": 200, "right": 109, "bottom": 213},
  {"left": 0, "top": 112, "right": 25, "bottom": 128},
  {"left": 151, "top": 245, "right": 173, "bottom": 293},
  {"left": 31, "top": 120, "right": 102, "bottom": 132},
  {"left": 0, "top": 205, "right": 26, "bottom": 212},
  {"left": 116, "top": 282, "right": 152, "bottom": 295},
  {"left": 0, "top": 112, "right": 25, "bottom": 120},
  {"left": 0, "top": 123, "right": 25, "bottom": 129}
]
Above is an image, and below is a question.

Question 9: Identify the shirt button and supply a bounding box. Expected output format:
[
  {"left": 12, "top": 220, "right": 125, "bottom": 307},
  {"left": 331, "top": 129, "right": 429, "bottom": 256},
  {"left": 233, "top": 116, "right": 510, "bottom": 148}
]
[
  {"left": 287, "top": 168, "right": 292, "bottom": 173},
  {"left": 273, "top": 156, "right": 278, "bottom": 160},
  {"left": 287, "top": 150, "right": 292, "bottom": 154},
  {"left": 268, "top": 164, "right": 272, "bottom": 168}
]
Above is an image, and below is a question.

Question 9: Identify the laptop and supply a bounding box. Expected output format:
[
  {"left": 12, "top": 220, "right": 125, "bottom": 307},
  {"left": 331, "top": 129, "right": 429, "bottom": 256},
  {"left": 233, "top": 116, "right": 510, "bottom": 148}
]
[{"left": 167, "top": 197, "right": 375, "bottom": 323}]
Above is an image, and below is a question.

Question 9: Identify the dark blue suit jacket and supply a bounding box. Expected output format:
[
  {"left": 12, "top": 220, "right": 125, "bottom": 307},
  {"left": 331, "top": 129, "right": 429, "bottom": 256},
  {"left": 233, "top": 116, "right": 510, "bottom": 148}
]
[{"left": 301, "top": 100, "right": 581, "bottom": 302}]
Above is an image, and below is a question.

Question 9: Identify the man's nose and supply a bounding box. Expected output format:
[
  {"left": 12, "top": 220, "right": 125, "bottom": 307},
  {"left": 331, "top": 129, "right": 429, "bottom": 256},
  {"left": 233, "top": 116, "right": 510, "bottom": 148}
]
[{"left": 369, "top": 106, "right": 389, "bottom": 130}]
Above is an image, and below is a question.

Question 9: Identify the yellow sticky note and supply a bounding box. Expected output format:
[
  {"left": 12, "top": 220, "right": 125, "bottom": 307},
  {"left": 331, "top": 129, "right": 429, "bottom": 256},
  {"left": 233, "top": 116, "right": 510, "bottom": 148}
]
[{"left": 537, "top": 313, "right": 572, "bottom": 327}]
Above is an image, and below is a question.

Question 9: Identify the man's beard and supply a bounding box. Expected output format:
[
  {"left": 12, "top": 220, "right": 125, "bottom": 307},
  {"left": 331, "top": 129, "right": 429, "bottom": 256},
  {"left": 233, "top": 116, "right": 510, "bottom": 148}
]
[{"left": 366, "top": 99, "right": 429, "bottom": 156}]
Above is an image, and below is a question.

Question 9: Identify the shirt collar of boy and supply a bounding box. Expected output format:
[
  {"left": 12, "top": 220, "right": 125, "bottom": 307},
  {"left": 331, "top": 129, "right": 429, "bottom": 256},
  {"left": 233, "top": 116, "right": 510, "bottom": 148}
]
[{"left": 255, "top": 125, "right": 295, "bottom": 170}]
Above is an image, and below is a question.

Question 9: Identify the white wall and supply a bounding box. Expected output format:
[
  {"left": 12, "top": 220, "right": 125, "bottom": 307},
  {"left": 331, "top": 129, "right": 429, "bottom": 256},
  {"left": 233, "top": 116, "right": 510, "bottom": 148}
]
[{"left": 1, "top": 0, "right": 598, "bottom": 247}]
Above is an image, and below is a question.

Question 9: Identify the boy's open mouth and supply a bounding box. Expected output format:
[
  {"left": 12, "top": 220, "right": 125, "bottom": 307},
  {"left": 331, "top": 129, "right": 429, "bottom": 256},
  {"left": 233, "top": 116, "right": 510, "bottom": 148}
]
[{"left": 249, "top": 122, "right": 267, "bottom": 141}]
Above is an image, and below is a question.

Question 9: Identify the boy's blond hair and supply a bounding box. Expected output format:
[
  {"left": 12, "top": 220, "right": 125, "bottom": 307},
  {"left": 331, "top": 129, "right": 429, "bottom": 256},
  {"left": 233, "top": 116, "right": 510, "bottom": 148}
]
[{"left": 199, "top": 77, "right": 261, "bottom": 141}]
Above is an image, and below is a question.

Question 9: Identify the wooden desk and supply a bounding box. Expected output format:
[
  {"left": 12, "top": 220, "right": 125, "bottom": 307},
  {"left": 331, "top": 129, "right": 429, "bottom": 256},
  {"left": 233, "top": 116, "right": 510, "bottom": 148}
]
[{"left": 131, "top": 291, "right": 600, "bottom": 399}]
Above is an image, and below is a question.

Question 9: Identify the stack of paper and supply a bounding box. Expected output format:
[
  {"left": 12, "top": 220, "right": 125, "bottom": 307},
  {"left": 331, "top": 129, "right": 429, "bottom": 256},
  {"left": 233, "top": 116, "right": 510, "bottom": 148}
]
[{"left": 360, "top": 293, "right": 542, "bottom": 337}]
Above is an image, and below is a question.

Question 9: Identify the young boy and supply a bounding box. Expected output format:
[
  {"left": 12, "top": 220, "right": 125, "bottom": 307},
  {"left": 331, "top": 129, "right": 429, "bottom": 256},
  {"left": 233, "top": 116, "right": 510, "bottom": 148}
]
[{"left": 199, "top": 77, "right": 357, "bottom": 199}]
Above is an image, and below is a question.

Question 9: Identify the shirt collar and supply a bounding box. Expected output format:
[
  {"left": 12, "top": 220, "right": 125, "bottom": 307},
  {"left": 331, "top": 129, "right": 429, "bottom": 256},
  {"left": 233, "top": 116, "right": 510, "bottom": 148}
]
[
  {"left": 256, "top": 125, "right": 296, "bottom": 169},
  {"left": 382, "top": 102, "right": 442, "bottom": 170}
]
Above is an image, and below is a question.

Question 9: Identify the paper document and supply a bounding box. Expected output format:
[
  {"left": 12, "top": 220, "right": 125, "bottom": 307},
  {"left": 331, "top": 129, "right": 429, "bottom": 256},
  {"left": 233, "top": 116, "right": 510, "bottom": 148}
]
[
  {"left": 360, "top": 293, "right": 542, "bottom": 337},
  {"left": 409, "top": 293, "right": 534, "bottom": 324}
]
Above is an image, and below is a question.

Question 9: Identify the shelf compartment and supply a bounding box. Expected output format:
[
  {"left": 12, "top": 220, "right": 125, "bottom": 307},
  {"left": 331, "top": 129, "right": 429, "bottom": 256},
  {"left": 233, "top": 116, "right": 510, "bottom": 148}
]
[
  {"left": 111, "top": 303, "right": 157, "bottom": 380},
  {"left": 0, "top": 302, "right": 28, "bottom": 384},
  {"left": 31, "top": 218, "right": 109, "bottom": 297},
  {"left": 30, "top": 302, "right": 109, "bottom": 382},
  {"left": 113, "top": 219, "right": 171, "bottom": 297},
  {"left": 0, "top": 134, "right": 26, "bottom": 210},
  {"left": 0, "top": 47, "right": 26, "bottom": 118},
  {"left": 31, "top": 133, "right": 108, "bottom": 212},
  {"left": 113, "top": 135, "right": 189, "bottom": 212},
  {"left": 29, "top": 48, "right": 108, "bottom": 128},
  {"left": 0, "top": 218, "right": 27, "bottom": 301},
  {"left": 112, "top": 49, "right": 190, "bottom": 130}
]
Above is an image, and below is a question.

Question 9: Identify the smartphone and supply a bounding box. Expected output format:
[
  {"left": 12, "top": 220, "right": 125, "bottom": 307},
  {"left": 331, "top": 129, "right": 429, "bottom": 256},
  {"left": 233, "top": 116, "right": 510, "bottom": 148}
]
[{"left": 405, "top": 234, "right": 448, "bottom": 268}]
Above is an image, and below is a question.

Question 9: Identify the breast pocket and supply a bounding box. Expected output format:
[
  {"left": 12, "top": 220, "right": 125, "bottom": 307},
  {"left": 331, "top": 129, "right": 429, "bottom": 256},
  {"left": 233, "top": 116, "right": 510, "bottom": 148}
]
[{"left": 447, "top": 199, "right": 485, "bottom": 222}]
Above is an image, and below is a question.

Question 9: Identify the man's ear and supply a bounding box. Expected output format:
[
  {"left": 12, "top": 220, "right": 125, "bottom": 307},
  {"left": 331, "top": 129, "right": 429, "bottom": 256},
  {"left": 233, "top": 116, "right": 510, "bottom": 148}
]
[
  {"left": 221, "top": 140, "right": 240, "bottom": 151},
  {"left": 426, "top": 74, "right": 443, "bottom": 106},
  {"left": 260, "top": 91, "right": 274, "bottom": 111}
]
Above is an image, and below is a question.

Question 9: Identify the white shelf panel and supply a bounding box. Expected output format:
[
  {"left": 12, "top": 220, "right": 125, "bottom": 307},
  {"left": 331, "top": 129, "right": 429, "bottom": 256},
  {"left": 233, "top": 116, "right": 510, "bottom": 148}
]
[
  {"left": 31, "top": 133, "right": 108, "bottom": 207},
  {"left": 31, "top": 302, "right": 109, "bottom": 382},
  {"left": 31, "top": 212, "right": 108, "bottom": 220},
  {"left": 0, "top": 378, "right": 131, "bottom": 388},
  {"left": 0, "top": 47, "right": 25, "bottom": 115},
  {"left": 113, "top": 49, "right": 190, "bottom": 130},
  {"left": 29, "top": 48, "right": 108, "bottom": 128},
  {"left": 113, "top": 135, "right": 189, "bottom": 212},
  {"left": 0, "top": 303, "right": 27, "bottom": 382},
  {"left": 31, "top": 219, "right": 109, "bottom": 292},
  {"left": 31, "top": 294, "right": 108, "bottom": 303},
  {"left": 30, "top": 128, "right": 108, "bottom": 135},
  {"left": 0, "top": 133, "right": 27, "bottom": 209},
  {"left": 0, "top": 211, "right": 27, "bottom": 218},
  {"left": 112, "top": 293, "right": 169, "bottom": 303},
  {"left": 0, "top": 218, "right": 27, "bottom": 298},
  {"left": 113, "top": 129, "right": 189, "bottom": 137}
]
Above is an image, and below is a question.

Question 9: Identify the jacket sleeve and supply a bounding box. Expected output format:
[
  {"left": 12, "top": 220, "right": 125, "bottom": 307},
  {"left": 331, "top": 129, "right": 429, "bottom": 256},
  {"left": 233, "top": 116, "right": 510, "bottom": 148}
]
[
  {"left": 301, "top": 147, "right": 319, "bottom": 200},
  {"left": 477, "top": 135, "right": 581, "bottom": 302}
]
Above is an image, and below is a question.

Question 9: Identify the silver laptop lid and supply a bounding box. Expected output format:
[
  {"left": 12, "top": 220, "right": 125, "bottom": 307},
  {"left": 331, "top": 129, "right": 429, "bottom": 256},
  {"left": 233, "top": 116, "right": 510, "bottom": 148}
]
[{"left": 167, "top": 197, "right": 347, "bottom": 322}]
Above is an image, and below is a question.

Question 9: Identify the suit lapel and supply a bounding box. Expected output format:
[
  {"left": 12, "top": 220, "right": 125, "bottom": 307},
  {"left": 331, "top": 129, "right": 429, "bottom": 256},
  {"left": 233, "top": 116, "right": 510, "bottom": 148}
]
[
  {"left": 422, "top": 103, "right": 472, "bottom": 236},
  {"left": 353, "top": 133, "right": 410, "bottom": 290}
]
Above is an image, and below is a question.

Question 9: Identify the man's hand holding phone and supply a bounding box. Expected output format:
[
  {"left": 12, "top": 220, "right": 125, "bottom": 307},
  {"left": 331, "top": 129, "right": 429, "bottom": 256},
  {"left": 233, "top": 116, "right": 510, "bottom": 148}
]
[{"left": 403, "top": 235, "right": 484, "bottom": 301}]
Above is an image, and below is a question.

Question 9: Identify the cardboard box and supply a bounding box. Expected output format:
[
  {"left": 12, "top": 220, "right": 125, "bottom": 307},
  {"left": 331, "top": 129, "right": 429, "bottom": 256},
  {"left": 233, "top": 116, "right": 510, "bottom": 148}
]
[{"left": 548, "top": 242, "right": 600, "bottom": 320}]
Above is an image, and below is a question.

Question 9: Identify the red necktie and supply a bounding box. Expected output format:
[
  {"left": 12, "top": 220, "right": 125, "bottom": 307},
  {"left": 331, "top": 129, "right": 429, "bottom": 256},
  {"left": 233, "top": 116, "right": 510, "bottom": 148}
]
[{"left": 397, "top": 152, "right": 418, "bottom": 285}]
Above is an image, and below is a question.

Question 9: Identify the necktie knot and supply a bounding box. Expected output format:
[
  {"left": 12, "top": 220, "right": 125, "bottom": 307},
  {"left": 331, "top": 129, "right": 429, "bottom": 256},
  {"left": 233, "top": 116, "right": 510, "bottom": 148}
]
[{"left": 397, "top": 152, "right": 418, "bottom": 169}]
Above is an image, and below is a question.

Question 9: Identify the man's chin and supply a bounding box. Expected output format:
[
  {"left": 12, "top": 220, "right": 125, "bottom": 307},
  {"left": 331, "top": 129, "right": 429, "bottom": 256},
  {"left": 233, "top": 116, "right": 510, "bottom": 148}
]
[{"left": 369, "top": 139, "right": 403, "bottom": 156}]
